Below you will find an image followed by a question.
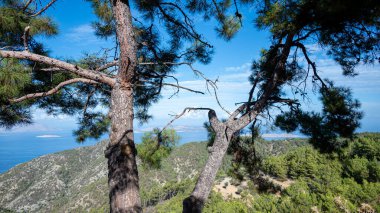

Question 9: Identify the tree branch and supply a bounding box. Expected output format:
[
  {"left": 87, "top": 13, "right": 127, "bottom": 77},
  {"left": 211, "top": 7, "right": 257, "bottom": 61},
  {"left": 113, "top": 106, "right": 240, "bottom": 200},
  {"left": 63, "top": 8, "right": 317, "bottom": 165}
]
[
  {"left": 22, "top": 26, "right": 30, "bottom": 51},
  {"left": 96, "top": 60, "right": 119, "bottom": 72},
  {"left": 140, "top": 61, "right": 231, "bottom": 115},
  {"left": 0, "top": 50, "right": 116, "bottom": 86},
  {"left": 162, "top": 82, "right": 205, "bottom": 95},
  {"left": 9, "top": 78, "right": 98, "bottom": 104},
  {"left": 30, "top": 0, "right": 57, "bottom": 17},
  {"left": 161, "top": 107, "right": 214, "bottom": 132},
  {"left": 39, "top": 67, "right": 65, "bottom": 72},
  {"left": 293, "top": 42, "right": 327, "bottom": 88},
  {"left": 23, "top": 0, "right": 33, "bottom": 11},
  {"left": 234, "top": 33, "right": 296, "bottom": 130}
]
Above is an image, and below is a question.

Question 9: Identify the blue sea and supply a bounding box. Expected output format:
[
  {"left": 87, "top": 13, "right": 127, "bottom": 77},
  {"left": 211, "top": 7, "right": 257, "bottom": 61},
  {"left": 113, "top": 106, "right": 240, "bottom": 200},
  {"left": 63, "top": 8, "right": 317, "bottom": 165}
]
[{"left": 0, "top": 130, "right": 207, "bottom": 174}]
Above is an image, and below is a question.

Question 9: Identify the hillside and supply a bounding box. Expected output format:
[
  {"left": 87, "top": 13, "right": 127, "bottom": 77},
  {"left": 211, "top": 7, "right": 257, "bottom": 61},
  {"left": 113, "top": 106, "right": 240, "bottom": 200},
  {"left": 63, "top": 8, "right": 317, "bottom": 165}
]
[
  {"left": 0, "top": 141, "right": 211, "bottom": 212},
  {"left": 2, "top": 135, "right": 378, "bottom": 212},
  {"left": 0, "top": 138, "right": 306, "bottom": 212}
]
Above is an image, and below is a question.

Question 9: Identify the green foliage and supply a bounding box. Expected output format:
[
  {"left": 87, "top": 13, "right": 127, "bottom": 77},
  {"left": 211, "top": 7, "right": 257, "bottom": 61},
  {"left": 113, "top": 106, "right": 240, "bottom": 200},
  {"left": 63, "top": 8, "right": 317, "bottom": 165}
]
[
  {"left": 255, "top": 0, "right": 379, "bottom": 74},
  {"left": 137, "top": 128, "right": 180, "bottom": 169},
  {"left": 141, "top": 179, "right": 194, "bottom": 208},
  {"left": 0, "top": 1, "right": 57, "bottom": 48},
  {"left": 261, "top": 155, "right": 287, "bottom": 179},
  {"left": 74, "top": 113, "right": 110, "bottom": 142},
  {"left": 345, "top": 156, "right": 370, "bottom": 183},
  {"left": 0, "top": 59, "right": 31, "bottom": 102},
  {"left": 203, "top": 192, "right": 248, "bottom": 213},
  {"left": 276, "top": 83, "right": 362, "bottom": 152},
  {"left": 257, "top": 134, "right": 380, "bottom": 212}
]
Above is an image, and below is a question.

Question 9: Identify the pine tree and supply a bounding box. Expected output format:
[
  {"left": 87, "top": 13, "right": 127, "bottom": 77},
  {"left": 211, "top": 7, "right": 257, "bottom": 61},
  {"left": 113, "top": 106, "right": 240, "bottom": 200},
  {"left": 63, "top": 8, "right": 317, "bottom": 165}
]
[
  {"left": 179, "top": 0, "right": 379, "bottom": 212},
  {"left": 0, "top": 0, "right": 245, "bottom": 212}
]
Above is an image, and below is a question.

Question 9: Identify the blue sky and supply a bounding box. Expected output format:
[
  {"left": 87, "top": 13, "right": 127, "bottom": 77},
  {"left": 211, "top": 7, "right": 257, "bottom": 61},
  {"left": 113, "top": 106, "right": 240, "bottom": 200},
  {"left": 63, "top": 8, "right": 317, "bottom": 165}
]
[{"left": 1, "top": 0, "right": 379, "bottom": 137}]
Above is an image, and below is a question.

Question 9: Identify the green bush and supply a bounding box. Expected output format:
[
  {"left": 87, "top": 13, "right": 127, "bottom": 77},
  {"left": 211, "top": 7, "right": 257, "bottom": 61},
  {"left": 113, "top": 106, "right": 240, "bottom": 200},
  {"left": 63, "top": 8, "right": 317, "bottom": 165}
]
[
  {"left": 261, "top": 155, "right": 287, "bottom": 179},
  {"left": 137, "top": 128, "right": 179, "bottom": 169}
]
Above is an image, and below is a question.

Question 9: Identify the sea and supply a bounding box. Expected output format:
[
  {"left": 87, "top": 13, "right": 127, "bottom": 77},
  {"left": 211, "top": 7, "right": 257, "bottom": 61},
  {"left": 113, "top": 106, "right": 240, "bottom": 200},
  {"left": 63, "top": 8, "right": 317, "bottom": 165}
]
[{"left": 0, "top": 130, "right": 208, "bottom": 174}]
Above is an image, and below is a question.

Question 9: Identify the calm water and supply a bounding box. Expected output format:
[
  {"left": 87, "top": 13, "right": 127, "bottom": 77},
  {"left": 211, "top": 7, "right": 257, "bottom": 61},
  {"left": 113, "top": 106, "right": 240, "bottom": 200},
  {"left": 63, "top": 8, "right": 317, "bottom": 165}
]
[{"left": 0, "top": 130, "right": 207, "bottom": 174}]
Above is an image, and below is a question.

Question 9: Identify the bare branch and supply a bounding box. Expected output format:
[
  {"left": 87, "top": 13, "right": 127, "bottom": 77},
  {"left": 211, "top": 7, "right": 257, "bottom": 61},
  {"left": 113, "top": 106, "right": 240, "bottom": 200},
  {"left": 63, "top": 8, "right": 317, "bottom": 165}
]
[
  {"left": 137, "top": 79, "right": 205, "bottom": 95},
  {"left": 161, "top": 107, "right": 213, "bottom": 132},
  {"left": 9, "top": 78, "right": 98, "bottom": 104},
  {"left": 294, "top": 28, "right": 321, "bottom": 42},
  {"left": 0, "top": 50, "right": 116, "bottom": 86},
  {"left": 22, "top": 26, "right": 30, "bottom": 51},
  {"left": 96, "top": 60, "right": 119, "bottom": 72},
  {"left": 83, "top": 88, "right": 97, "bottom": 116},
  {"left": 39, "top": 67, "right": 65, "bottom": 72},
  {"left": 23, "top": 0, "right": 33, "bottom": 11},
  {"left": 139, "top": 61, "right": 231, "bottom": 114},
  {"left": 157, "top": 4, "right": 212, "bottom": 48},
  {"left": 162, "top": 82, "right": 205, "bottom": 95},
  {"left": 30, "top": 0, "right": 57, "bottom": 17},
  {"left": 293, "top": 42, "right": 327, "bottom": 88}
]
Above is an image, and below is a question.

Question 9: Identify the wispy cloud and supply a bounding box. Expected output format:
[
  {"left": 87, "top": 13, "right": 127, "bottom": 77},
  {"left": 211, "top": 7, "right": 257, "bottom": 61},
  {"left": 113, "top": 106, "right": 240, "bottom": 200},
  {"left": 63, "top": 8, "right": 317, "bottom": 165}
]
[
  {"left": 36, "top": 134, "right": 62, "bottom": 138},
  {"left": 225, "top": 62, "right": 251, "bottom": 72},
  {"left": 0, "top": 124, "right": 61, "bottom": 133},
  {"left": 63, "top": 24, "right": 112, "bottom": 47}
]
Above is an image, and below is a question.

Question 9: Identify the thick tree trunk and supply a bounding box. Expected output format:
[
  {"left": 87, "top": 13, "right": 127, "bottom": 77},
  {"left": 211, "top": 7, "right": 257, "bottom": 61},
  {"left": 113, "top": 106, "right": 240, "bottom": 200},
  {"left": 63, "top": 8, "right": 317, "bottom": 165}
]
[
  {"left": 105, "top": 0, "right": 141, "bottom": 212},
  {"left": 183, "top": 130, "right": 231, "bottom": 213},
  {"left": 105, "top": 85, "right": 141, "bottom": 213}
]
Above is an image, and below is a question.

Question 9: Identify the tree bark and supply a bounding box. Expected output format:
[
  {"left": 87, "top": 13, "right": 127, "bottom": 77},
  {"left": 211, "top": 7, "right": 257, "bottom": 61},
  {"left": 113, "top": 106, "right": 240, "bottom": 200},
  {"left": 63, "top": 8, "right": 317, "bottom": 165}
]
[
  {"left": 183, "top": 130, "right": 231, "bottom": 213},
  {"left": 106, "top": 0, "right": 141, "bottom": 212},
  {"left": 106, "top": 85, "right": 141, "bottom": 213},
  {"left": 183, "top": 34, "right": 296, "bottom": 212}
]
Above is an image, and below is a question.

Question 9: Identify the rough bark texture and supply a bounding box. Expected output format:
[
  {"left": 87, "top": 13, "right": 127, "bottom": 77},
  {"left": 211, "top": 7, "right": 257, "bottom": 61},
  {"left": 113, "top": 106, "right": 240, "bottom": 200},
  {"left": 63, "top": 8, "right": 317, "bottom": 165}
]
[
  {"left": 183, "top": 131, "right": 230, "bottom": 213},
  {"left": 106, "top": 85, "right": 141, "bottom": 213},
  {"left": 105, "top": 0, "right": 141, "bottom": 212},
  {"left": 183, "top": 111, "right": 234, "bottom": 212}
]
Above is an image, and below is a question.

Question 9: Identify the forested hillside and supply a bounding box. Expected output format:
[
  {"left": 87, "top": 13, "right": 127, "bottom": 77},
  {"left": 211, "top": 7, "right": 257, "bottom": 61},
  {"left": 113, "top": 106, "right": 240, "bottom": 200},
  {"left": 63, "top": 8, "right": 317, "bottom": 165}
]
[{"left": 0, "top": 133, "right": 379, "bottom": 212}]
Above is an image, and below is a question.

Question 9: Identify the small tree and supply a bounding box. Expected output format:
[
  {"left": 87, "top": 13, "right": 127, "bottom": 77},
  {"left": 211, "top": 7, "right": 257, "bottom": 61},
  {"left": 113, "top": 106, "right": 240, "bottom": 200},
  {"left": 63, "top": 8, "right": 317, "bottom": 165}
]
[{"left": 137, "top": 128, "right": 179, "bottom": 169}]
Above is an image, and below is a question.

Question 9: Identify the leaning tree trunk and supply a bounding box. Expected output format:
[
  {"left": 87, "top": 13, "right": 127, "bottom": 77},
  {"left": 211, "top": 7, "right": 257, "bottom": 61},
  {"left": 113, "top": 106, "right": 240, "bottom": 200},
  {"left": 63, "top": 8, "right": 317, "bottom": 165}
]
[
  {"left": 182, "top": 33, "right": 295, "bottom": 213},
  {"left": 106, "top": 85, "right": 141, "bottom": 212},
  {"left": 106, "top": 0, "right": 141, "bottom": 212},
  {"left": 183, "top": 125, "right": 232, "bottom": 212}
]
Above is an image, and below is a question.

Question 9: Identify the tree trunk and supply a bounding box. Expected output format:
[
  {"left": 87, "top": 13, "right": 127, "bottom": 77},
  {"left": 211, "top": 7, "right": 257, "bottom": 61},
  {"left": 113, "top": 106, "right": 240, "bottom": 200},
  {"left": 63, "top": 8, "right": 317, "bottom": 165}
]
[
  {"left": 106, "top": 84, "right": 141, "bottom": 213},
  {"left": 183, "top": 129, "right": 231, "bottom": 212},
  {"left": 105, "top": 0, "right": 141, "bottom": 212}
]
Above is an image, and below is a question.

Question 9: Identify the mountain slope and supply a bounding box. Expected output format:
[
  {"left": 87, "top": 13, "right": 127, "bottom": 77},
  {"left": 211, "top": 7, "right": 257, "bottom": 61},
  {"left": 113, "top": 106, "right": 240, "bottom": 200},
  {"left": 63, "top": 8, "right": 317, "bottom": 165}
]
[
  {"left": 0, "top": 141, "right": 211, "bottom": 212},
  {"left": 0, "top": 138, "right": 308, "bottom": 212}
]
